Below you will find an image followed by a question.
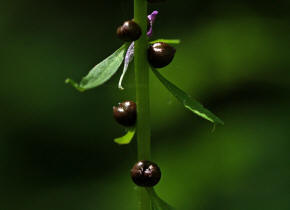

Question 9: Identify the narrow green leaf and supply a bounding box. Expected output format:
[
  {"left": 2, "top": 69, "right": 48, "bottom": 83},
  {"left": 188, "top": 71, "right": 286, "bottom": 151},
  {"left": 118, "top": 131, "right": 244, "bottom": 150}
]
[
  {"left": 65, "top": 78, "right": 85, "bottom": 92},
  {"left": 147, "top": 188, "right": 175, "bottom": 210},
  {"left": 65, "top": 43, "right": 129, "bottom": 91},
  {"left": 150, "top": 39, "right": 181, "bottom": 45},
  {"left": 152, "top": 68, "right": 224, "bottom": 125},
  {"left": 114, "top": 127, "right": 136, "bottom": 145}
]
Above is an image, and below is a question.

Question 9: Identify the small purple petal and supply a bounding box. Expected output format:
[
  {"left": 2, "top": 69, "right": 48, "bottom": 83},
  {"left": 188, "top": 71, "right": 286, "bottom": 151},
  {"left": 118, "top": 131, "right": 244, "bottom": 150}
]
[
  {"left": 118, "top": 42, "right": 135, "bottom": 90},
  {"left": 148, "top": 10, "right": 159, "bottom": 24},
  {"left": 147, "top": 10, "right": 159, "bottom": 37},
  {"left": 125, "top": 42, "right": 135, "bottom": 64},
  {"left": 118, "top": 11, "right": 159, "bottom": 90}
]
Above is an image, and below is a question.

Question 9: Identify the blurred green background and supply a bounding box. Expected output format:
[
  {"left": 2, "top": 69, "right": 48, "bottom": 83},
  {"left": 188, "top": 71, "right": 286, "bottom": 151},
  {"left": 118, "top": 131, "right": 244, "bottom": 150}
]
[{"left": 1, "top": 0, "right": 290, "bottom": 209}]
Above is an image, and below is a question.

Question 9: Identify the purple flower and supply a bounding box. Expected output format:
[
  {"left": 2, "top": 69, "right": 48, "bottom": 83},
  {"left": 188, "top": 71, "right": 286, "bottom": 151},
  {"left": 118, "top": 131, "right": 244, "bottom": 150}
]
[
  {"left": 147, "top": 10, "right": 159, "bottom": 37},
  {"left": 118, "top": 11, "right": 159, "bottom": 90}
]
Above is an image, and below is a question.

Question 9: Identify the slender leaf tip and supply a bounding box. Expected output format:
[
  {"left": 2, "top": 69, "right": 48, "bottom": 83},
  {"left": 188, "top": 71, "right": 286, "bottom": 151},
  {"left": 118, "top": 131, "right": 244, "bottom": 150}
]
[
  {"left": 65, "top": 78, "right": 85, "bottom": 92},
  {"left": 151, "top": 67, "right": 224, "bottom": 125},
  {"left": 114, "top": 128, "right": 136, "bottom": 145},
  {"left": 150, "top": 39, "right": 181, "bottom": 45}
]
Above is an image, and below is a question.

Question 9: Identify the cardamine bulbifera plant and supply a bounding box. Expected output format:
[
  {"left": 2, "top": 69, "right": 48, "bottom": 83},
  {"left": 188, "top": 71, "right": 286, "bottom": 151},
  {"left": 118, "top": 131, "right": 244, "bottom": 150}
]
[{"left": 65, "top": 0, "right": 223, "bottom": 209}]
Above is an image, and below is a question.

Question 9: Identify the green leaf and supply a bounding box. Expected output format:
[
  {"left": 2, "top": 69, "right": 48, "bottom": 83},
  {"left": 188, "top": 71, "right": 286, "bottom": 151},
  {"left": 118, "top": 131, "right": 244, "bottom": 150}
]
[
  {"left": 147, "top": 188, "right": 175, "bottom": 210},
  {"left": 114, "top": 127, "right": 135, "bottom": 145},
  {"left": 65, "top": 43, "right": 129, "bottom": 91},
  {"left": 65, "top": 78, "right": 85, "bottom": 92},
  {"left": 150, "top": 39, "right": 181, "bottom": 45},
  {"left": 151, "top": 68, "right": 224, "bottom": 125}
]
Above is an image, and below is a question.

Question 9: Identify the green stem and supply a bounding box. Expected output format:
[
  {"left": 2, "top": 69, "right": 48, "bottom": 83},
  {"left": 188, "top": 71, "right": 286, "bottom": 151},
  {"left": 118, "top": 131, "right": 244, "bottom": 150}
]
[{"left": 134, "top": 0, "right": 151, "bottom": 210}]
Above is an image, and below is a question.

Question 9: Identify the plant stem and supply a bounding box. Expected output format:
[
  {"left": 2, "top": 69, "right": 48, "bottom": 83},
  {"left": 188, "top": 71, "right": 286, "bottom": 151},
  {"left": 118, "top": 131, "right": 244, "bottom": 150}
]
[{"left": 134, "top": 0, "right": 151, "bottom": 210}]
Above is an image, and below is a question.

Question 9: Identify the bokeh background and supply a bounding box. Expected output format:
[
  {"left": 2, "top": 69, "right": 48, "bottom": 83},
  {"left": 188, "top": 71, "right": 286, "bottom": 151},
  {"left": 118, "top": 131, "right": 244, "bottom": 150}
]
[{"left": 1, "top": 0, "right": 290, "bottom": 209}]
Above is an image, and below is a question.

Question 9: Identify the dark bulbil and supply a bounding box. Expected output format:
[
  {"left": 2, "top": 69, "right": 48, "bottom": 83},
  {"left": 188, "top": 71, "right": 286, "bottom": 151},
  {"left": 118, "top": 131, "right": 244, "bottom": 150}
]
[
  {"left": 113, "top": 101, "right": 137, "bottom": 127},
  {"left": 148, "top": 42, "right": 176, "bottom": 68},
  {"left": 117, "top": 20, "right": 142, "bottom": 42},
  {"left": 131, "top": 160, "right": 161, "bottom": 187}
]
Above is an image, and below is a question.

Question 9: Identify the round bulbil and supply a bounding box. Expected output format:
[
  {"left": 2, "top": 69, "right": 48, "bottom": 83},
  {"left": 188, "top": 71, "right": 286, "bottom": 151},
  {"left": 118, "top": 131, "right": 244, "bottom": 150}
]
[
  {"left": 113, "top": 101, "right": 137, "bottom": 127},
  {"left": 117, "top": 20, "right": 142, "bottom": 42},
  {"left": 131, "top": 160, "right": 161, "bottom": 187},
  {"left": 147, "top": 42, "right": 176, "bottom": 68}
]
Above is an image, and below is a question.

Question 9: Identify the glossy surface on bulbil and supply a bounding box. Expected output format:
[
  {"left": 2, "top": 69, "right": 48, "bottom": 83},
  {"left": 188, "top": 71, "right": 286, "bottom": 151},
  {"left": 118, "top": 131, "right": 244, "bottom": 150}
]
[
  {"left": 117, "top": 20, "right": 142, "bottom": 42},
  {"left": 113, "top": 101, "right": 137, "bottom": 127},
  {"left": 131, "top": 160, "right": 161, "bottom": 187},
  {"left": 148, "top": 42, "right": 176, "bottom": 68}
]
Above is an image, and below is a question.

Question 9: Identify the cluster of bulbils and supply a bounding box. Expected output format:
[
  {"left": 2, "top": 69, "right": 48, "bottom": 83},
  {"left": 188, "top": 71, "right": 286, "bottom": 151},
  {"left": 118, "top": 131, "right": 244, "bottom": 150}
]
[
  {"left": 113, "top": 101, "right": 161, "bottom": 187},
  {"left": 113, "top": 0, "right": 172, "bottom": 188},
  {"left": 116, "top": 7, "right": 176, "bottom": 90},
  {"left": 116, "top": 16, "right": 176, "bottom": 69}
]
